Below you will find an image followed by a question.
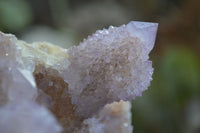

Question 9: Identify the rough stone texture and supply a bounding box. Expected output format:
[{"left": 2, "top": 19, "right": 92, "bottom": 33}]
[
  {"left": 0, "top": 21, "right": 158, "bottom": 133},
  {"left": 34, "top": 66, "right": 83, "bottom": 133}
]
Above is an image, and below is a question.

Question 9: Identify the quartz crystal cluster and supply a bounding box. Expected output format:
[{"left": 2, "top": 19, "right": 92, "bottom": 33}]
[{"left": 0, "top": 21, "right": 158, "bottom": 133}]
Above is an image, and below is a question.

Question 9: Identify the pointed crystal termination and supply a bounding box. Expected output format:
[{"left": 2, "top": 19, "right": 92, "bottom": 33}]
[
  {"left": 65, "top": 21, "right": 158, "bottom": 118},
  {"left": 126, "top": 21, "right": 158, "bottom": 53}
]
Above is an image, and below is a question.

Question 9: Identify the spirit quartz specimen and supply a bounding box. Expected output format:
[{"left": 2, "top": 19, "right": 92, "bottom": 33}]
[{"left": 0, "top": 21, "right": 158, "bottom": 133}]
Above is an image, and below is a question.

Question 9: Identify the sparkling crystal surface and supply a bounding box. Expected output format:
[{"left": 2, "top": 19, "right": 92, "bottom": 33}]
[
  {"left": 65, "top": 21, "right": 158, "bottom": 117},
  {"left": 0, "top": 21, "right": 158, "bottom": 133}
]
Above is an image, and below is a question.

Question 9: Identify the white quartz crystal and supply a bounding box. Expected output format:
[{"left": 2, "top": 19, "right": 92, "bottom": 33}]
[
  {"left": 0, "top": 102, "right": 62, "bottom": 133},
  {"left": 0, "top": 60, "right": 37, "bottom": 104}
]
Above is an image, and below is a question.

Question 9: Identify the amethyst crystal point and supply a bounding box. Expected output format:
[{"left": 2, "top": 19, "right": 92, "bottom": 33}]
[
  {"left": 126, "top": 21, "right": 158, "bottom": 53},
  {"left": 65, "top": 21, "right": 158, "bottom": 118}
]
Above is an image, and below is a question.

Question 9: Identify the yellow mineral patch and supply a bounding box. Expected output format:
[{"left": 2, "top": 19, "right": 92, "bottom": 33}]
[
  {"left": 17, "top": 40, "right": 69, "bottom": 69},
  {"left": 105, "top": 100, "right": 131, "bottom": 116}
]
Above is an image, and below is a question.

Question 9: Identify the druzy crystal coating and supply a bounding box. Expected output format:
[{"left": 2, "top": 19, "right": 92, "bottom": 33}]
[
  {"left": 0, "top": 21, "right": 158, "bottom": 133},
  {"left": 65, "top": 21, "right": 158, "bottom": 117}
]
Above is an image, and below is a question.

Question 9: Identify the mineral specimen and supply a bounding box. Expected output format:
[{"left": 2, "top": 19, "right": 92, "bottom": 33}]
[
  {"left": 65, "top": 21, "right": 158, "bottom": 118},
  {"left": 0, "top": 21, "right": 158, "bottom": 133}
]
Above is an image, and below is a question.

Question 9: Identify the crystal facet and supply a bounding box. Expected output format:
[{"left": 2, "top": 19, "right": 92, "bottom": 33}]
[{"left": 0, "top": 102, "right": 62, "bottom": 133}]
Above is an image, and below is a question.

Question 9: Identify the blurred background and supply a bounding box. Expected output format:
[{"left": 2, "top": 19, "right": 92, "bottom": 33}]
[{"left": 0, "top": 0, "right": 199, "bottom": 132}]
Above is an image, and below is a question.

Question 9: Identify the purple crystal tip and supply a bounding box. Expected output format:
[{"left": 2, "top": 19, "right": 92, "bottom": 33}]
[{"left": 126, "top": 21, "right": 158, "bottom": 52}]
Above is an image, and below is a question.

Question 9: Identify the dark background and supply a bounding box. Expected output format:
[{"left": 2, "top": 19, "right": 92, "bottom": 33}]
[{"left": 0, "top": 0, "right": 199, "bottom": 133}]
